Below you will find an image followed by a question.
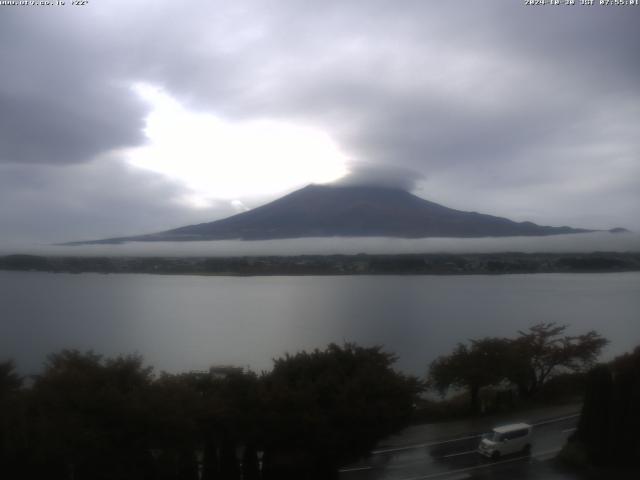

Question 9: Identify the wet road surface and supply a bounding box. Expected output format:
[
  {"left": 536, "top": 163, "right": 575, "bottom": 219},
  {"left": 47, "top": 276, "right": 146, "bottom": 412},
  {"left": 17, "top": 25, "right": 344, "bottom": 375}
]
[{"left": 339, "top": 414, "right": 580, "bottom": 480}]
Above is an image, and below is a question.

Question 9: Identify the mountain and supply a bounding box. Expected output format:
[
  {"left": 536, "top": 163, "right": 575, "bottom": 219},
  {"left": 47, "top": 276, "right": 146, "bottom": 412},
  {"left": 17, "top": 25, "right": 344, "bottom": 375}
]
[
  {"left": 608, "top": 227, "right": 631, "bottom": 234},
  {"left": 77, "top": 184, "right": 595, "bottom": 244}
]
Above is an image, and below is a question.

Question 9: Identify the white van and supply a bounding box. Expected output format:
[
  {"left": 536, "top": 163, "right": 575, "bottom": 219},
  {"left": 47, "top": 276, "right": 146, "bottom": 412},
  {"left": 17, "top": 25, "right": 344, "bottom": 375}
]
[{"left": 477, "top": 423, "right": 532, "bottom": 459}]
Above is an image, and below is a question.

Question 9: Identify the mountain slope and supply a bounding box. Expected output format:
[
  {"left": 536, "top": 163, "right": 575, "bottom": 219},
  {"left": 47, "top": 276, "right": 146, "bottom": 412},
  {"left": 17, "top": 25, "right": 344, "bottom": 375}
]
[{"left": 83, "top": 184, "right": 593, "bottom": 244}]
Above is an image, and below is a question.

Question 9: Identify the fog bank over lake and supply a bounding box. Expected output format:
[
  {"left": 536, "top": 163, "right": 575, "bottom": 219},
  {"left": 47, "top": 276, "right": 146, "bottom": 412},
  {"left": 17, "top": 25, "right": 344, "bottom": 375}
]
[{"left": 2, "top": 232, "right": 638, "bottom": 257}]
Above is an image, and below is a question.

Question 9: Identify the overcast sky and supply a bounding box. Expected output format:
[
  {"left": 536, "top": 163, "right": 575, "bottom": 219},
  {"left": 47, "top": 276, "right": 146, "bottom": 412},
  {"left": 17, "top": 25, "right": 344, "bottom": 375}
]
[{"left": 1, "top": 0, "right": 638, "bottom": 245}]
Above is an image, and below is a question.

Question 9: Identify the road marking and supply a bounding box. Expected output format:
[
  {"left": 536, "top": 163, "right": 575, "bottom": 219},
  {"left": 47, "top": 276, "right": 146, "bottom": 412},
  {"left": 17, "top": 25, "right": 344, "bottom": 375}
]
[
  {"left": 370, "top": 412, "right": 580, "bottom": 455},
  {"left": 400, "top": 456, "right": 532, "bottom": 480},
  {"left": 562, "top": 427, "right": 577, "bottom": 433},
  {"left": 532, "top": 413, "right": 580, "bottom": 427},
  {"left": 371, "top": 433, "right": 481, "bottom": 455},
  {"left": 340, "top": 447, "right": 564, "bottom": 476},
  {"left": 338, "top": 466, "right": 373, "bottom": 473},
  {"left": 442, "top": 450, "right": 476, "bottom": 459},
  {"left": 398, "top": 448, "right": 562, "bottom": 480},
  {"left": 531, "top": 447, "right": 564, "bottom": 460}
]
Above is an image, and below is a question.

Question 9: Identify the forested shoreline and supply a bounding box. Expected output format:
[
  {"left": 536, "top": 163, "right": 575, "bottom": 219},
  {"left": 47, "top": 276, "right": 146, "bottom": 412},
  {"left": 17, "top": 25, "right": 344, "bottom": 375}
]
[
  {"left": 0, "top": 344, "right": 422, "bottom": 480},
  {"left": 3, "top": 324, "right": 635, "bottom": 479},
  {"left": 1, "top": 251, "right": 639, "bottom": 276}
]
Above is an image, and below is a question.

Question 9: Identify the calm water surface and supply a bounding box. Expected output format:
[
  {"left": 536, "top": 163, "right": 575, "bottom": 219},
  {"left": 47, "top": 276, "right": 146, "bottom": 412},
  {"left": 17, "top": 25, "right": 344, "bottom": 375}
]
[{"left": 1, "top": 271, "right": 638, "bottom": 376}]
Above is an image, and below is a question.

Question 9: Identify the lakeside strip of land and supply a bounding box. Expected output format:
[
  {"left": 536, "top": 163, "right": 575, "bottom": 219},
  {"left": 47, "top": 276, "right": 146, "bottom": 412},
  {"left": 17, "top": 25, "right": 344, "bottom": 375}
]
[{"left": 1, "top": 252, "right": 639, "bottom": 275}]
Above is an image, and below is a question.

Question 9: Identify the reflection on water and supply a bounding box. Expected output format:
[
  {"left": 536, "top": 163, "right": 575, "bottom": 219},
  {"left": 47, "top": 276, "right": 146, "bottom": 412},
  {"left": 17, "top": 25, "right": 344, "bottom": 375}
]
[{"left": 1, "top": 271, "right": 639, "bottom": 375}]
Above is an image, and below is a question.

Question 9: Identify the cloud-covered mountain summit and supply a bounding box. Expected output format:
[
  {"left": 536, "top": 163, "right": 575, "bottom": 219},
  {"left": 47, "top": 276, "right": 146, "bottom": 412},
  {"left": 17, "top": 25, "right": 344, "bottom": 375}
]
[
  {"left": 1, "top": 2, "right": 638, "bottom": 243},
  {"left": 77, "top": 184, "right": 593, "bottom": 244}
]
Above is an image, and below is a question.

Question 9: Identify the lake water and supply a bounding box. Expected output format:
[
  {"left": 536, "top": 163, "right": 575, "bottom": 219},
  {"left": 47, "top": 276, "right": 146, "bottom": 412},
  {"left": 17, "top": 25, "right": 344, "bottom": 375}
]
[{"left": 1, "top": 271, "right": 639, "bottom": 376}]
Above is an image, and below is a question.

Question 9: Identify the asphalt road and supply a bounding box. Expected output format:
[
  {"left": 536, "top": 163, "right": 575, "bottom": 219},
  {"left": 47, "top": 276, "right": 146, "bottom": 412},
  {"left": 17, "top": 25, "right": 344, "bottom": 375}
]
[{"left": 339, "top": 414, "right": 581, "bottom": 480}]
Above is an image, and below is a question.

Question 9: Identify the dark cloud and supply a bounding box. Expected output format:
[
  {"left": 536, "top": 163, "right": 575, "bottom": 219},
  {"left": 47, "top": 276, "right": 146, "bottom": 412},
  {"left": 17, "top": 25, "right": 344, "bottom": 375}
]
[
  {"left": 0, "top": 159, "right": 237, "bottom": 244},
  {"left": 0, "top": 8, "right": 146, "bottom": 165},
  {"left": 0, "top": 88, "right": 144, "bottom": 165},
  {"left": 335, "top": 163, "right": 424, "bottom": 192},
  {"left": 0, "top": 0, "right": 638, "bottom": 242}
]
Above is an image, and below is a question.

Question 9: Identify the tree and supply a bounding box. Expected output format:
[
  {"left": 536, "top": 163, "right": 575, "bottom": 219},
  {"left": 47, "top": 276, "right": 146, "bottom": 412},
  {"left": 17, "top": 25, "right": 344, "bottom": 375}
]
[
  {"left": 260, "top": 343, "right": 423, "bottom": 479},
  {"left": 428, "top": 338, "right": 511, "bottom": 414},
  {"left": 507, "top": 323, "right": 608, "bottom": 398},
  {"left": 575, "top": 364, "right": 613, "bottom": 464},
  {"left": 428, "top": 324, "right": 608, "bottom": 412},
  {"left": 570, "top": 346, "right": 640, "bottom": 467},
  {"left": 1, "top": 361, "right": 24, "bottom": 478},
  {"left": 28, "top": 350, "right": 156, "bottom": 480},
  {"left": 0, "top": 361, "right": 22, "bottom": 397}
]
